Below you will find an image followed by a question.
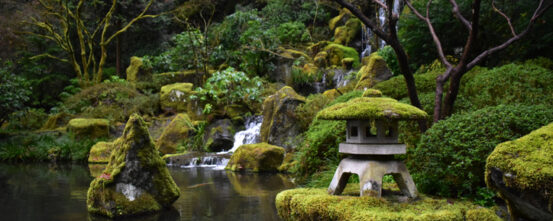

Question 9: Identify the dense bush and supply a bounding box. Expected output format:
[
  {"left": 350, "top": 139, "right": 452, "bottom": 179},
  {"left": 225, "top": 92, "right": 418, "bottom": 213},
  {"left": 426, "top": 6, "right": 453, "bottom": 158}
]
[
  {"left": 5, "top": 109, "right": 48, "bottom": 131},
  {"left": 0, "top": 61, "right": 31, "bottom": 124},
  {"left": 462, "top": 64, "right": 553, "bottom": 109},
  {"left": 377, "top": 46, "right": 401, "bottom": 76},
  {"left": 373, "top": 69, "right": 442, "bottom": 99},
  {"left": 143, "top": 30, "right": 207, "bottom": 73},
  {"left": 293, "top": 90, "right": 362, "bottom": 182},
  {"left": 64, "top": 82, "right": 158, "bottom": 122},
  {"left": 191, "top": 67, "right": 264, "bottom": 114},
  {"left": 0, "top": 132, "right": 100, "bottom": 162},
  {"left": 409, "top": 104, "right": 553, "bottom": 197}
]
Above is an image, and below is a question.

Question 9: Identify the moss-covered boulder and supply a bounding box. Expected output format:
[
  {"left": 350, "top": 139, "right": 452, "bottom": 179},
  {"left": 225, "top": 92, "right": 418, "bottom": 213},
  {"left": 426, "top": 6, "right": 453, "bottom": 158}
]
[
  {"left": 86, "top": 114, "right": 180, "bottom": 218},
  {"left": 260, "top": 86, "right": 305, "bottom": 150},
  {"left": 333, "top": 18, "right": 361, "bottom": 46},
  {"left": 204, "top": 119, "right": 235, "bottom": 152},
  {"left": 126, "top": 56, "right": 151, "bottom": 84},
  {"left": 67, "top": 118, "right": 109, "bottom": 139},
  {"left": 323, "top": 89, "right": 341, "bottom": 100},
  {"left": 314, "top": 43, "right": 360, "bottom": 69},
  {"left": 225, "top": 143, "right": 285, "bottom": 172},
  {"left": 88, "top": 141, "right": 116, "bottom": 163},
  {"left": 276, "top": 186, "right": 501, "bottom": 221},
  {"left": 156, "top": 114, "right": 192, "bottom": 155},
  {"left": 41, "top": 112, "right": 73, "bottom": 130},
  {"left": 355, "top": 52, "right": 392, "bottom": 90},
  {"left": 486, "top": 123, "right": 553, "bottom": 221},
  {"left": 153, "top": 70, "right": 204, "bottom": 87},
  {"left": 160, "top": 83, "right": 194, "bottom": 113},
  {"left": 362, "top": 89, "right": 383, "bottom": 97}
]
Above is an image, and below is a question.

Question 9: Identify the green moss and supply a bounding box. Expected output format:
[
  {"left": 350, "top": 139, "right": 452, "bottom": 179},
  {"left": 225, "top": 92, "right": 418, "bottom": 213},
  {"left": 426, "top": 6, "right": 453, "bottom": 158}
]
[
  {"left": 41, "top": 112, "right": 73, "bottom": 130},
  {"left": 159, "top": 82, "right": 194, "bottom": 113},
  {"left": 126, "top": 56, "right": 144, "bottom": 83},
  {"left": 324, "top": 43, "right": 360, "bottom": 68},
  {"left": 355, "top": 52, "right": 390, "bottom": 90},
  {"left": 156, "top": 113, "right": 192, "bottom": 155},
  {"left": 67, "top": 118, "right": 109, "bottom": 139},
  {"left": 341, "top": 57, "right": 355, "bottom": 69},
  {"left": 486, "top": 122, "right": 553, "bottom": 198},
  {"left": 276, "top": 186, "right": 501, "bottom": 221},
  {"left": 329, "top": 9, "right": 349, "bottom": 31},
  {"left": 260, "top": 86, "right": 305, "bottom": 142},
  {"left": 225, "top": 143, "right": 285, "bottom": 172},
  {"left": 86, "top": 114, "right": 180, "bottom": 218},
  {"left": 362, "top": 89, "right": 383, "bottom": 97},
  {"left": 317, "top": 97, "right": 427, "bottom": 121},
  {"left": 322, "top": 89, "right": 341, "bottom": 100},
  {"left": 373, "top": 68, "right": 442, "bottom": 100},
  {"left": 88, "top": 141, "right": 116, "bottom": 163},
  {"left": 334, "top": 18, "right": 361, "bottom": 46}
]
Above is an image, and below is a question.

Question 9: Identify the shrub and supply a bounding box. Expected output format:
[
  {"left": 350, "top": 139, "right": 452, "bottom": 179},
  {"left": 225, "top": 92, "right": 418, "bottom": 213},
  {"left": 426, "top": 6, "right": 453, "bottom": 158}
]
[
  {"left": 409, "top": 104, "right": 553, "bottom": 197},
  {"left": 296, "top": 93, "right": 332, "bottom": 131},
  {"left": 293, "top": 90, "right": 362, "bottom": 182},
  {"left": 0, "top": 61, "right": 31, "bottom": 124},
  {"left": 64, "top": 83, "right": 158, "bottom": 122},
  {"left": 462, "top": 64, "right": 553, "bottom": 109},
  {"left": 6, "top": 108, "right": 48, "bottom": 131},
  {"left": 0, "top": 132, "right": 100, "bottom": 162},
  {"left": 191, "top": 67, "right": 264, "bottom": 114},
  {"left": 143, "top": 29, "right": 207, "bottom": 73},
  {"left": 377, "top": 46, "right": 401, "bottom": 76},
  {"left": 373, "top": 69, "right": 442, "bottom": 100}
]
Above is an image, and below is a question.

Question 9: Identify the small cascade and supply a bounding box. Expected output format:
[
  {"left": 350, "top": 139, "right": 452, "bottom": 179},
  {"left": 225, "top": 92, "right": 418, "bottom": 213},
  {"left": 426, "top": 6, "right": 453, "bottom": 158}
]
[
  {"left": 167, "top": 116, "right": 263, "bottom": 169},
  {"left": 311, "top": 72, "right": 327, "bottom": 94},
  {"left": 361, "top": 25, "right": 373, "bottom": 58},
  {"left": 228, "top": 116, "right": 263, "bottom": 153},
  {"left": 333, "top": 69, "right": 358, "bottom": 88}
]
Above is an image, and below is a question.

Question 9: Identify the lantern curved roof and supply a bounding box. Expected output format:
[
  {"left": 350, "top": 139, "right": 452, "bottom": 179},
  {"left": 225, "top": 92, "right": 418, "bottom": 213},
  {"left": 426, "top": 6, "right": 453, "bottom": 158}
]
[{"left": 316, "top": 97, "right": 428, "bottom": 121}]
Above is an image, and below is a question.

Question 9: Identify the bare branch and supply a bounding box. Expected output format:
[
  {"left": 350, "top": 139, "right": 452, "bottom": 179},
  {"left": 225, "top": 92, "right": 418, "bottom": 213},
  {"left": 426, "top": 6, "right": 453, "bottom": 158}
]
[
  {"left": 468, "top": 0, "right": 553, "bottom": 69},
  {"left": 105, "top": 0, "right": 158, "bottom": 45},
  {"left": 492, "top": 0, "right": 516, "bottom": 37},
  {"left": 30, "top": 53, "right": 69, "bottom": 63},
  {"left": 333, "top": 0, "right": 389, "bottom": 42},
  {"left": 373, "top": 0, "right": 388, "bottom": 9},
  {"left": 448, "top": 0, "right": 471, "bottom": 30}
]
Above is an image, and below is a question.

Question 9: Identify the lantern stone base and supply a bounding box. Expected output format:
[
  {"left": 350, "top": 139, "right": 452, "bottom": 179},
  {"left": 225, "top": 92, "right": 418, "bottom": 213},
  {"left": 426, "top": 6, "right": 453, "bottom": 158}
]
[{"left": 328, "top": 157, "right": 417, "bottom": 198}]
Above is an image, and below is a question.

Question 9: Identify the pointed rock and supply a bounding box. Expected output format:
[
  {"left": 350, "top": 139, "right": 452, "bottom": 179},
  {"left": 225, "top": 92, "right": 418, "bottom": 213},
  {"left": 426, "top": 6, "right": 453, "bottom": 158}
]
[{"left": 87, "top": 114, "right": 180, "bottom": 218}]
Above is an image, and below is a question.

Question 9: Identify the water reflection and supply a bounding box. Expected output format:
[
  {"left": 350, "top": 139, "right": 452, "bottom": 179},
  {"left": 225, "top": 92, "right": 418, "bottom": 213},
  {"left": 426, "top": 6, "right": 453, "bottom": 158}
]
[{"left": 0, "top": 163, "right": 294, "bottom": 221}]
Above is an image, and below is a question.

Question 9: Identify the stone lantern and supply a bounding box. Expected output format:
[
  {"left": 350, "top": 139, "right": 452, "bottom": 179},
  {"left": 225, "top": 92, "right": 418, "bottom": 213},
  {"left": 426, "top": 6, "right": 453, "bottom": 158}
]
[{"left": 316, "top": 90, "right": 428, "bottom": 198}]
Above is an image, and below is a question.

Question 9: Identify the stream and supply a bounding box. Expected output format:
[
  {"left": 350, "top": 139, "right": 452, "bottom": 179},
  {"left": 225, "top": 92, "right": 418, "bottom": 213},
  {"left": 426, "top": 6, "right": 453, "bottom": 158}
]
[{"left": 0, "top": 163, "right": 294, "bottom": 221}]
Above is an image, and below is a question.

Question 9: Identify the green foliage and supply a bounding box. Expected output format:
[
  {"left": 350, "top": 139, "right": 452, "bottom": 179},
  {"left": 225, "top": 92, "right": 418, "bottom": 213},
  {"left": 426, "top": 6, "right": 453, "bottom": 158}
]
[
  {"left": 462, "top": 64, "right": 553, "bottom": 109},
  {"left": 377, "top": 46, "right": 401, "bottom": 76},
  {"left": 523, "top": 57, "right": 553, "bottom": 70},
  {"left": 0, "top": 132, "right": 100, "bottom": 162},
  {"left": 373, "top": 69, "right": 442, "bottom": 99},
  {"left": 5, "top": 108, "right": 48, "bottom": 131},
  {"left": 409, "top": 104, "right": 553, "bottom": 198},
  {"left": 296, "top": 93, "right": 332, "bottom": 131},
  {"left": 63, "top": 82, "right": 158, "bottom": 122},
  {"left": 271, "top": 21, "right": 310, "bottom": 44},
  {"left": 143, "top": 30, "right": 206, "bottom": 73},
  {"left": 291, "top": 66, "right": 324, "bottom": 88},
  {"left": 178, "top": 121, "right": 207, "bottom": 152},
  {"left": 191, "top": 67, "right": 263, "bottom": 112},
  {"left": 0, "top": 61, "right": 31, "bottom": 124},
  {"left": 293, "top": 90, "right": 362, "bottom": 182},
  {"left": 474, "top": 187, "right": 496, "bottom": 207}
]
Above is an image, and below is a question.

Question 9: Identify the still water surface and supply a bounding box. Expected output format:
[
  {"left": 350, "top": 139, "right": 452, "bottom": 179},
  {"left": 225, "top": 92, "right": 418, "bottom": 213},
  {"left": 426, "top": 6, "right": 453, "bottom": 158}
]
[{"left": 0, "top": 163, "right": 294, "bottom": 221}]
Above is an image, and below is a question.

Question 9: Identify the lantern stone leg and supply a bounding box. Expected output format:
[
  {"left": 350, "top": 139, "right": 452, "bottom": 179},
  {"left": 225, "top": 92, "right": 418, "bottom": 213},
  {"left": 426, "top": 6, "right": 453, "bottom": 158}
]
[{"left": 327, "top": 157, "right": 418, "bottom": 198}]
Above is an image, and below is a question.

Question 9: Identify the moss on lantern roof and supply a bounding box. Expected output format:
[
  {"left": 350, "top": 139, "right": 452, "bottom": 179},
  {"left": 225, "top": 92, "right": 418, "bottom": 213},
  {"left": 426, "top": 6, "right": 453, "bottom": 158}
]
[{"left": 316, "top": 97, "right": 428, "bottom": 121}]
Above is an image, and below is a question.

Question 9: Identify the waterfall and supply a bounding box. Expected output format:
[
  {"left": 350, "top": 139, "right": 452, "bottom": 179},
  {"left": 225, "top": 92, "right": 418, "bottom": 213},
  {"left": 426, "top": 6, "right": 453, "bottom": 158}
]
[
  {"left": 228, "top": 116, "right": 263, "bottom": 153},
  {"left": 333, "top": 69, "right": 357, "bottom": 88},
  {"left": 166, "top": 116, "right": 263, "bottom": 170},
  {"left": 361, "top": 25, "right": 373, "bottom": 59}
]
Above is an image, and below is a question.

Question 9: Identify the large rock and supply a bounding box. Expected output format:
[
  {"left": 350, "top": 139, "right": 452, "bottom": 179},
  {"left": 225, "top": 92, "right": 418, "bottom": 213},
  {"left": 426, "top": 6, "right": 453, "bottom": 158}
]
[
  {"left": 156, "top": 113, "right": 193, "bottom": 155},
  {"left": 41, "top": 112, "right": 73, "bottom": 130},
  {"left": 67, "top": 118, "right": 109, "bottom": 139},
  {"left": 355, "top": 52, "right": 392, "bottom": 90},
  {"left": 160, "top": 82, "right": 194, "bottom": 113},
  {"left": 88, "top": 141, "right": 116, "bottom": 163},
  {"left": 333, "top": 18, "right": 361, "bottom": 46},
  {"left": 310, "top": 41, "right": 360, "bottom": 69},
  {"left": 87, "top": 114, "right": 180, "bottom": 218},
  {"left": 126, "top": 56, "right": 151, "bottom": 84},
  {"left": 153, "top": 70, "right": 203, "bottom": 87},
  {"left": 486, "top": 123, "right": 553, "bottom": 221},
  {"left": 225, "top": 143, "right": 285, "bottom": 172},
  {"left": 260, "top": 86, "right": 305, "bottom": 150},
  {"left": 204, "top": 119, "right": 235, "bottom": 152}
]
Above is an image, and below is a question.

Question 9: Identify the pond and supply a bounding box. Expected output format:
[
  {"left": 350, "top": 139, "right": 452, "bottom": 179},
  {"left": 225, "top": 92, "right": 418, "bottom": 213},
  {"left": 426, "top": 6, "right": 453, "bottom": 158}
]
[{"left": 0, "top": 163, "right": 295, "bottom": 221}]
